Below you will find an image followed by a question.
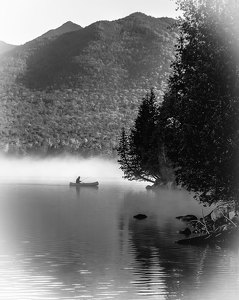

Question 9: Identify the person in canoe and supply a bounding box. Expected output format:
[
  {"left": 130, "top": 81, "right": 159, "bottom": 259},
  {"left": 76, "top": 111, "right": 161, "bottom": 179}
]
[{"left": 76, "top": 176, "right": 81, "bottom": 183}]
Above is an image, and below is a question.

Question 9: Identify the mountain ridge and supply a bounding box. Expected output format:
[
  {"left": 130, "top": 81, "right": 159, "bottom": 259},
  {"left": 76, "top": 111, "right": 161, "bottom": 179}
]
[
  {"left": 0, "top": 12, "right": 178, "bottom": 157},
  {"left": 19, "top": 13, "right": 176, "bottom": 90}
]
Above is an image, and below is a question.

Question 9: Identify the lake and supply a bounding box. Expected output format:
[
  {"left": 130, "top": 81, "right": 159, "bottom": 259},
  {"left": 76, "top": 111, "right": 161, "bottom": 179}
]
[{"left": 0, "top": 179, "right": 238, "bottom": 300}]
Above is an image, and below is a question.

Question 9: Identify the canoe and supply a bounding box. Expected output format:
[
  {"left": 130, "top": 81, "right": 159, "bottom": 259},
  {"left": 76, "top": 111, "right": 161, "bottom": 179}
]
[{"left": 69, "top": 181, "right": 99, "bottom": 187}]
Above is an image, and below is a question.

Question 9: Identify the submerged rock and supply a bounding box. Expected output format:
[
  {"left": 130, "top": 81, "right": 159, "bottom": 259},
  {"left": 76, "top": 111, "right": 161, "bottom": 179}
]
[{"left": 133, "top": 214, "right": 147, "bottom": 220}]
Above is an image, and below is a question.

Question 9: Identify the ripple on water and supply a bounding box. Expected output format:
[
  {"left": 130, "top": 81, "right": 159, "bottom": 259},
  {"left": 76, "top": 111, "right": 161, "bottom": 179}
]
[{"left": 0, "top": 183, "right": 239, "bottom": 300}]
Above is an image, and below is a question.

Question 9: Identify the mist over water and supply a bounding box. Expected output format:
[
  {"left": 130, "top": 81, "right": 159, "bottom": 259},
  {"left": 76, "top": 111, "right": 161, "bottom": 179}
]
[
  {"left": 0, "top": 176, "right": 238, "bottom": 299},
  {"left": 0, "top": 156, "right": 238, "bottom": 299},
  {"left": 0, "top": 155, "right": 134, "bottom": 185}
]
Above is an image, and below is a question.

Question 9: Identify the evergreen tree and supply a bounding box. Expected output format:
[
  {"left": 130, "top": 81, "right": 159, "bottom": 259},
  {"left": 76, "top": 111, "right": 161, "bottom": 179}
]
[
  {"left": 118, "top": 89, "right": 173, "bottom": 183},
  {"left": 117, "top": 127, "right": 155, "bottom": 183},
  {"left": 161, "top": 0, "right": 239, "bottom": 206}
]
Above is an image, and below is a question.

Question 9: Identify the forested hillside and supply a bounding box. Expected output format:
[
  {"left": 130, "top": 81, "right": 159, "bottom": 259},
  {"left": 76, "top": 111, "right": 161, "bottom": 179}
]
[{"left": 0, "top": 13, "right": 177, "bottom": 157}]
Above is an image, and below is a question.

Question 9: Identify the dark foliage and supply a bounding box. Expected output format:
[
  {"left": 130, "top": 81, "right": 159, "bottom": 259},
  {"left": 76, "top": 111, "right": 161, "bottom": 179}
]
[
  {"left": 161, "top": 0, "right": 239, "bottom": 206},
  {"left": 118, "top": 89, "right": 173, "bottom": 183}
]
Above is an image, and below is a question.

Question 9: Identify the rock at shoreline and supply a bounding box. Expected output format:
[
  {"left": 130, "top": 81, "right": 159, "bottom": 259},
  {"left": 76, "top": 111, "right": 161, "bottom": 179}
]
[{"left": 176, "top": 215, "right": 198, "bottom": 222}]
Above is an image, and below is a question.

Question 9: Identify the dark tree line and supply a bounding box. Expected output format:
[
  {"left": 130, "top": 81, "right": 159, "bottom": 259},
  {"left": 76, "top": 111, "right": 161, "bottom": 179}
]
[
  {"left": 118, "top": 89, "right": 174, "bottom": 184},
  {"left": 118, "top": 0, "right": 239, "bottom": 207}
]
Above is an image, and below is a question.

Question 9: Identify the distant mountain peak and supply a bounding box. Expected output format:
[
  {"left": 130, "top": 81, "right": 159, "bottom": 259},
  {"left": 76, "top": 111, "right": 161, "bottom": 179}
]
[
  {"left": 39, "top": 21, "right": 82, "bottom": 40},
  {"left": 57, "top": 21, "right": 82, "bottom": 30},
  {"left": 62, "top": 21, "right": 77, "bottom": 26},
  {"left": 124, "top": 12, "right": 155, "bottom": 21},
  {"left": 124, "top": 12, "right": 175, "bottom": 23},
  {"left": 128, "top": 12, "right": 149, "bottom": 18}
]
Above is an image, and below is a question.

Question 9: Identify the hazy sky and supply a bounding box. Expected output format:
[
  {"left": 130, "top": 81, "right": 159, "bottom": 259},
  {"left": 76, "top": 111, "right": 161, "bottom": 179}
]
[{"left": 0, "top": 0, "right": 179, "bottom": 45}]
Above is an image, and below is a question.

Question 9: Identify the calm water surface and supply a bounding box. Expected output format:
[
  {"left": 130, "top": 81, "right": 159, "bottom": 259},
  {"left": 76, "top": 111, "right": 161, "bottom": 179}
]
[{"left": 0, "top": 183, "right": 238, "bottom": 300}]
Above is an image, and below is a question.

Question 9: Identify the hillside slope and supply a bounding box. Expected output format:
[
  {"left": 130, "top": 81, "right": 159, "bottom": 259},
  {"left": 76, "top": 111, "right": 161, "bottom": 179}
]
[
  {"left": 0, "top": 41, "right": 17, "bottom": 55},
  {"left": 0, "top": 13, "right": 177, "bottom": 157}
]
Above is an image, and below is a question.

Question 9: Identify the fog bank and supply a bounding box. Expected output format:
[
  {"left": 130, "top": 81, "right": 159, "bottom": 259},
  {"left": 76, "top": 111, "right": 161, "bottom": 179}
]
[{"left": 0, "top": 156, "right": 129, "bottom": 185}]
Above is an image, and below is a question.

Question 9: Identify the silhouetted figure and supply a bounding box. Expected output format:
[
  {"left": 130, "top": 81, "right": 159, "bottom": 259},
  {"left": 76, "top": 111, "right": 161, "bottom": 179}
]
[
  {"left": 76, "top": 176, "right": 81, "bottom": 183},
  {"left": 133, "top": 214, "right": 147, "bottom": 220}
]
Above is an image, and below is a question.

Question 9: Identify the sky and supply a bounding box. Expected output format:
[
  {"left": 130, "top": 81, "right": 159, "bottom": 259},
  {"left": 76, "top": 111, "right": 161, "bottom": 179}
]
[{"left": 0, "top": 0, "right": 179, "bottom": 45}]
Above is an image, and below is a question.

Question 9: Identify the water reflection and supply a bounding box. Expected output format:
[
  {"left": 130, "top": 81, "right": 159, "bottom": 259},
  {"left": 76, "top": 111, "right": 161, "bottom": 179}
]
[
  {"left": 0, "top": 184, "right": 238, "bottom": 299},
  {"left": 119, "top": 188, "right": 239, "bottom": 300},
  {"left": 74, "top": 185, "right": 99, "bottom": 197}
]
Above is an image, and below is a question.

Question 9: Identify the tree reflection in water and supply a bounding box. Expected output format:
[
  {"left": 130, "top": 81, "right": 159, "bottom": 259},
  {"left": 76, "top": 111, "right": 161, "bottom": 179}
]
[{"left": 118, "top": 188, "right": 239, "bottom": 300}]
